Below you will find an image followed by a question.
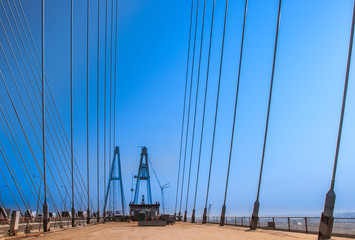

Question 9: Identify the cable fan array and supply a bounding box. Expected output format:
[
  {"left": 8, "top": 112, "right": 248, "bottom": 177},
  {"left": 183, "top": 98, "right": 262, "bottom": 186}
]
[
  {"left": 0, "top": 0, "right": 121, "bottom": 229},
  {"left": 174, "top": 1, "right": 355, "bottom": 239}
]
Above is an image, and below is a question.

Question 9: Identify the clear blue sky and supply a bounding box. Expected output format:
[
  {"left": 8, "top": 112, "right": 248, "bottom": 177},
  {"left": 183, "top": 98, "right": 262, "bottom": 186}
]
[{"left": 1, "top": 0, "right": 355, "bottom": 217}]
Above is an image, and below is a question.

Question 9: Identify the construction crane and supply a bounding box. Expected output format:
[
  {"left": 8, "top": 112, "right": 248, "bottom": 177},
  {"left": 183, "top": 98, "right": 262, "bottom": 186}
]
[{"left": 148, "top": 157, "right": 170, "bottom": 214}]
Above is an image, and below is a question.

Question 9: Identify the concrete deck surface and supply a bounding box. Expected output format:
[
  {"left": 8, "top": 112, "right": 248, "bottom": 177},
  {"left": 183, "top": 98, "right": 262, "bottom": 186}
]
[{"left": 2, "top": 222, "right": 351, "bottom": 240}]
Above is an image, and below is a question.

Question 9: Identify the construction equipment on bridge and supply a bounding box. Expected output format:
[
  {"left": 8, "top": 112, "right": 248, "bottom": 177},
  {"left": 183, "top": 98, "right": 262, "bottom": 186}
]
[
  {"left": 130, "top": 195, "right": 161, "bottom": 222},
  {"left": 128, "top": 147, "right": 175, "bottom": 226},
  {"left": 103, "top": 146, "right": 126, "bottom": 221},
  {"left": 148, "top": 157, "right": 170, "bottom": 214},
  {"left": 130, "top": 147, "right": 164, "bottom": 223}
]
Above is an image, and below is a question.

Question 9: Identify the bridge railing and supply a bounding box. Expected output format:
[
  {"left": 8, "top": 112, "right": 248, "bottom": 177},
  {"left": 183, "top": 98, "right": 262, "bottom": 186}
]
[
  {"left": 204, "top": 216, "right": 355, "bottom": 238},
  {"left": 0, "top": 216, "right": 100, "bottom": 237}
]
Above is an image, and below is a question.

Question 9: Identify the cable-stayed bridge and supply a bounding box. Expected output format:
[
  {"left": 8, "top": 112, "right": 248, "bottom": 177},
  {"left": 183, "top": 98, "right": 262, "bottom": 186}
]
[{"left": 0, "top": 0, "right": 355, "bottom": 239}]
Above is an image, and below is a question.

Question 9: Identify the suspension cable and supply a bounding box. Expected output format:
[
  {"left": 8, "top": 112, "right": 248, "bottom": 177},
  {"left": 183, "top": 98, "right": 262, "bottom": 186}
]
[
  {"left": 41, "top": 0, "right": 48, "bottom": 227},
  {"left": 174, "top": 0, "right": 194, "bottom": 217},
  {"left": 192, "top": 0, "right": 215, "bottom": 221},
  {"left": 0, "top": 159, "right": 22, "bottom": 214},
  {"left": 220, "top": 0, "right": 248, "bottom": 226},
  {"left": 0, "top": 95, "right": 44, "bottom": 209},
  {"left": 16, "top": 0, "right": 92, "bottom": 202},
  {"left": 256, "top": 0, "right": 282, "bottom": 204},
  {"left": 0, "top": 72, "right": 60, "bottom": 214},
  {"left": 318, "top": 1, "right": 355, "bottom": 238},
  {"left": 103, "top": 0, "right": 107, "bottom": 216},
  {"left": 4, "top": 0, "right": 88, "bottom": 210},
  {"left": 184, "top": 0, "right": 206, "bottom": 220},
  {"left": 179, "top": 0, "right": 200, "bottom": 218},
  {"left": 203, "top": 0, "right": 229, "bottom": 221},
  {"left": 0, "top": 44, "right": 67, "bottom": 211},
  {"left": 2, "top": 1, "right": 41, "bottom": 113},
  {"left": 109, "top": 0, "right": 114, "bottom": 212},
  {"left": 250, "top": 0, "right": 282, "bottom": 230},
  {"left": 0, "top": 104, "right": 40, "bottom": 208},
  {"left": 86, "top": 0, "right": 90, "bottom": 222},
  {"left": 114, "top": 0, "right": 121, "bottom": 215},
  {"left": 0, "top": 143, "right": 31, "bottom": 212},
  {"left": 0, "top": 12, "right": 76, "bottom": 210},
  {"left": 0, "top": 111, "right": 37, "bottom": 209},
  {"left": 96, "top": 0, "right": 100, "bottom": 221},
  {"left": 0, "top": 7, "right": 41, "bottom": 128},
  {"left": 70, "top": 0, "right": 75, "bottom": 227},
  {"left": 12, "top": 0, "right": 41, "bottom": 98},
  {"left": 329, "top": 0, "right": 355, "bottom": 191}
]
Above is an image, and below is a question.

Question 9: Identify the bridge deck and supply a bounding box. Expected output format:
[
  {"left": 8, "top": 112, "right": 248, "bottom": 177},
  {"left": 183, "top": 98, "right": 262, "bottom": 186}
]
[{"left": 3, "top": 222, "right": 348, "bottom": 240}]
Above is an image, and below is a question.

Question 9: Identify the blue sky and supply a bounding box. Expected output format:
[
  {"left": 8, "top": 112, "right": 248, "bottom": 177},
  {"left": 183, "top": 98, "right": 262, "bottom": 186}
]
[{"left": 1, "top": 0, "right": 355, "bottom": 218}]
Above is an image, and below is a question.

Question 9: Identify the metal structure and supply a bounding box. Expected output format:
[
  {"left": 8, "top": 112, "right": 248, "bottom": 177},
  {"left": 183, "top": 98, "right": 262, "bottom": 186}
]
[
  {"left": 202, "top": 0, "right": 229, "bottom": 225},
  {"left": 0, "top": 0, "right": 117, "bottom": 233},
  {"left": 191, "top": 0, "right": 216, "bottom": 224},
  {"left": 133, "top": 147, "right": 152, "bottom": 205},
  {"left": 206, "top": 215, "right": 355, "bottom": 239},
  {"left": 148, "top": 157, "right": 169, "bottom": 214},
  {"left": 129, "top": 195, "right": 160, "bottom": 220},
  {"left": 250, "top": 0, "right": 282, "bottom": 231},
  {"left": 103, "top": 146, "right": 125, "bottom": 219},
  {"left": 0, "top": 1, "right": 355, "bottom": 240},
  {"left": 318, "top": 0, "right": 355, "bottom": 239},
  {"left": 219, "top": 0, "right": 248, "bottom": 228},
  {"left": 41, "top": 0, "right": 49, "bottom": 233},
  {"left": 70, "top": 0, "right": 75, "bottom": 228},
  {"left": 96, "top": 0, "right": 101, "bottom": 224},
  {"left": 86, "top": 0, "right": 90, "bottom": 225}
]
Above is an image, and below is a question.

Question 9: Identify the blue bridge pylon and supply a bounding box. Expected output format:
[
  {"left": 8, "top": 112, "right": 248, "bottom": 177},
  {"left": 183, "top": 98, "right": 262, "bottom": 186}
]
[
  {"left": 133, "top": 147, "right": 152, "bottom": 204},
  {"left": 103, "top": 146, "right": 125, "bottom": 217}
]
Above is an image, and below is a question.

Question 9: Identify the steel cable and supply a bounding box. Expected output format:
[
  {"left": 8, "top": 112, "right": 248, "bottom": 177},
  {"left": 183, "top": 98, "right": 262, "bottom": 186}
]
[
  {"left": 174, "top": 0, "right": 194, "bottom": 217},
  {"left": 0, "top": 161, "right": 22, "bottom": 214},
  {"left": 0, "top": 110, "right": 37, "bottom": 209},
  {"left": 250, "top": 0, "right": 282, "bottom": 230},
  {"left": 0, "top": 44, "right": 67, "bottom": 212},
  {"left": 179, "top": 0, "right": 200, "bottom": 219},
  {"left": 191, "top": 0, "right": 215, "bottom": 223},
  {"left": 0, "top": 104, "right": 41, "bottom": 208},
  {"left": 11, "top": 0, "right": 41, "bottom": 98},
  {"left": 0, "top": 95, "right": 44, "bottom": 209},
  {"left": 203, "top": 0, "right": 229, "bottom": 223},
  {"left": 96, "top": 0, "right": 100, "bottom": 221},
  {"left": 15, "top": 0, "right": 92, "bottom": 203},
  {"left": 70, "top": 0, "right": 75, "bottom": 227},
  {"left": 42, "top": 0, "right": 49, "bottom": 227},
  {"left": 220, "top": 0, "right": 248, "bottom": 226},
  {"left": 0, "top": 143, "right": 31, "bottom": 212},
  {"left": 329, "top": 0, "right": 355, "bottom": 191},
  {"left": 4, "top": 0, "right": 88, "bottom": 210},
  {"left": 0, "top": 22, "right": 76, "bottom": 210},
  {"left": 103, "top": 0, "right": 107, "bottom": 217},
  {"left": 86, "top": 0, "right": 90, "bottom": 223},
  {"left": 114, "top": 0, "right": 120, "bottom": 215},
  {"left": 318, "top": 1, "right": 355, "bottom": 238},
  {"left": 0, "top": 72, "right": 60, "bottom": 214},
  {"left": 184, "top": 0, "right": 206, "bottom": 221},
  {"left": 1, "top": 1, "right": 41, "bottom": 113},
  {"left": 109, "top": 0, "right": 113, "bottom": 213}
]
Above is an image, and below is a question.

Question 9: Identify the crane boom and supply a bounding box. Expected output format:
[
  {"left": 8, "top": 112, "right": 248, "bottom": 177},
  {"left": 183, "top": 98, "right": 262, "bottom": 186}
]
[{"left": 148, "top": 157, "right": 170, "bottom": 214}]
